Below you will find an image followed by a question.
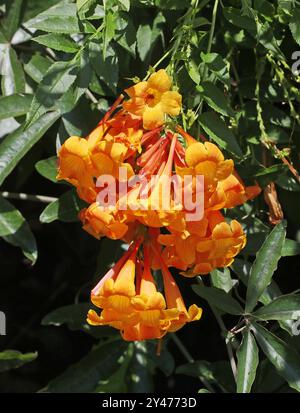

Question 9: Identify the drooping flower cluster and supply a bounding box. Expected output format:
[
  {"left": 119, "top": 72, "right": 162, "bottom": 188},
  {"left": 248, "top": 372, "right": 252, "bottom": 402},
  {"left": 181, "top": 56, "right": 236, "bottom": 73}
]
[{"left": 57, "top": 69, "right": 261, "bottom": 341}]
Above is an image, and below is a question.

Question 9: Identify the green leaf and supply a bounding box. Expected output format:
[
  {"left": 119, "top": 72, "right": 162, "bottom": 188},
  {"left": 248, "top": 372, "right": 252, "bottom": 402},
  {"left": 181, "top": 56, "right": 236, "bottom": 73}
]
[
  {"left": 198, "top": 111, "right": 243, "bottom": 157},
  {"left": 1, "top": 46, "right": 25, "bottom": 95},
  {"left": 210, "top": 268, "right": 233, "bottom": 293},
  {"left": 96, "top": 344, "right": 133, "bottom": 393},
  {"left": 236, "top": 329, "right": 259, "bottom": 393},
  {"left": 42, "top": 340, "right": 128, "bottom": 393},
  {"left": 276, "top": 174, "right": 300, "bottom": 192},
  {"left": 136, "top": 12, "right": 165, "bottom": 61},
  {"left": 200, "top": 52, "right": 230, "bottom": 86},
  {"left": 0, "top": 0, "right": 23, "bottom": 40},
  {"left": 176, "top": 360, "right": 215, "bottom": 381},
  {"left": 40, "top": 190, "right": 86, "bottom": 223},
  {"left": 115, "top": 13, "right": 136, "bottom": 57},
  {"left": 254, "top": 164, "right": 288, "bottom": 187},
  {"left": 0, "top": 94, "right": 33, "bottom": 120},
  {"left": 89, "top": 41, "right": 118, "bottom": 92},
  {"left": 186, "top": 60, "right": 200, "bottom": 85},
  {"left": 29, "top": 4, "right": 88, "bottom": 34},
  {"left": 103, "top": 10, "right": 116, "bottom": 58},
  {"left": 177, "top": 360, "right": 235, "bottom": 392},
  {"left": 42, "top": 303, "right": 113, "bottom": 338},
  {"left": 192, "top": 284, "right": 243, "bottom": 315},
  {"left": 27, "top": 61, "right": 78, "bottom": 124},
  {"left": 0, "top": 350, "right": 37, "bottom": 373},
  {"left": 223, "top": 6, "right": 257, "bottom": 35},
  {"left": 289, "top": 8, "right": 300, "bottom": 46},
  {"left": 0, "top": 196, "right": 37, "bottom": 263},
  {"left": 197, "top": 81, "right": 234, "bottom": 117},
  {"left": 282, "top": 239, "right": 300, "bottom": 256},
  {"left": 0, "top": 110, "right": 60, "bottom": 186},
  {"left": 118, "top": 0, "right": 131, "bottom": 12},
  {"left": 251, "top": 323, "right": 300, "bottom": 392},
  {"left": 253, "top": 294, "right": 300, "bottom": 321},
  {"left": 33, "top": 33, "right": 80, "bottom": 53},
  {"left": 245, "top": 221, "right": 287, "bottom": 313},
  {"left": 35, "top": 156, "right": 58, "bottom": 183},
  {"left": 232, "top": 258, "right": 296, "bottom": 336},
  {"left": 24, "top": 54, "right": 53, "bottom": 84},
  {"left": 76, "top": 0, "right": 97, "bottom": 17},
  {"left": 137, "top": 24, "right": 152, "bottom": 61},
  {"left": 127, "top": 351, "right": 153, "bottom": 392}
]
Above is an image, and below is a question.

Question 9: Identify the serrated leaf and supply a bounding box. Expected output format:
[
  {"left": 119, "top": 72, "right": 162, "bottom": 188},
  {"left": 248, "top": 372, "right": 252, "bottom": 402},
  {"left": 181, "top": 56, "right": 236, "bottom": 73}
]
[
  {"left": 192, "top": 284, "right": 243, "bottom": 315},
  {"left": 251, "top": 323, "right": 300, "bottom": 392},
  {"left": 0, "top": 94, "right": 32, "bottom": 120},
  {"left": 197, "top": 81, "right": 235, "bottom": 117},
  {"left": 89, "top": 41, "right": 118, "bottom": 92},
  {"left": 198, "top": 111, "right": 243, "bottom": 157},
  {"left": 28, "top": 4, "right": 88, "bottom": 34},
  {"left": 0, "top": 110, "right": 60, "bottom": 185},
  {"left": 35, "top": 156, "right": 58, "bottom": 183},
  {"left": 0, "top": 195, "right": 37, "bottom": 263},
  {"left": 40, "top": 190, "right": 86, "bottom": 223},
  {"left": 0, "top": 350, "right": 37, "bottom": 373},
  {"left": 76, "top": 0, "right": 97, "bottom": 17},
  {"left": 253, "top": 294, "right": 300, "bottom": 321},
  {"left": 236, "top": 329, "right": 259, "bottom": 393},
  {"left": 27, "top": 61, "right": 78, "bottom": 124},
  {"left": 33, "top": 33, "right": 80, "bottom": 53},
  {"left": 245, "top": 221, "right": 287, "bottom": 313}
]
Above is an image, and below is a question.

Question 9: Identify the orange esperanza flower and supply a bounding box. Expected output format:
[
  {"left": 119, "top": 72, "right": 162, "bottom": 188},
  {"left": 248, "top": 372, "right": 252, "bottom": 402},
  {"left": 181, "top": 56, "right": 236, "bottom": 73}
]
[
  {"left": 159, "top": 211, "right": 246, "bottom": 275},
  {"left": 79, "top": 202, "right": 129, "bottom": 240},
  {"left": 57, "top": 136, "right": 97, "bottom": 203},
  {"left": 87, "top": 242, "right": 202, "bottom": 341},
  {"left": 123, "top": 69, "right": 182, "bottom": 130},
  {"left": 176, "top": 141, "right": 234, "bottom": 191}
]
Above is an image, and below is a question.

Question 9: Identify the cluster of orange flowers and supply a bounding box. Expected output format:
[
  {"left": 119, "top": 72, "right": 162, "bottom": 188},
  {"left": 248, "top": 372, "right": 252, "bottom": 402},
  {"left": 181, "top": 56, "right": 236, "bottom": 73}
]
[{"left": 57, "top": 69, "right": 260, "bottom": 341}]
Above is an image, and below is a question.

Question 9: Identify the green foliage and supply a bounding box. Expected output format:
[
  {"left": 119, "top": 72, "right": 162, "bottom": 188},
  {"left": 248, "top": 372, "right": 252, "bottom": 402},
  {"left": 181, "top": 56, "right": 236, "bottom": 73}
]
[
  {"left": 1, "top": 0, "right": 300, "bottom": 394},
  {"left": 0, "top": 350, "right": 37, "bottom": 373}
]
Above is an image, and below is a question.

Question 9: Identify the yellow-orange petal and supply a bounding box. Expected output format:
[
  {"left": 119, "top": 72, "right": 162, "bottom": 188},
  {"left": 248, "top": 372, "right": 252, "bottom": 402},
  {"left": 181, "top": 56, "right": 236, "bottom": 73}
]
[
  {"left": 160, "top": 91, "right": 182, "bottom": 116},
  {"left": 142, "top": 105, "right": 165, "bottom": 130},
  {"left": 147, "top": 69, "right": 172, "bottom": 93},
  {"left": 124, "top": 81, "right": 148, "bottom": 98}
]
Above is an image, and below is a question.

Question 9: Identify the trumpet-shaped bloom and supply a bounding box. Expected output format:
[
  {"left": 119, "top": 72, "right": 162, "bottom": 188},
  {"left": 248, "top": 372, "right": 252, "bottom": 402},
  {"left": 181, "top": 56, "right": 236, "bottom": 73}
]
[
  {"left": 57, "top": 136, "right": 97, "bottom": 203},
  {"left": 159, "top": 211, "right": 246, "bottom": 275},
  {"left": 87, "top": 242, "right": 202, "bottom": 341},
  {"left": 79, "top": 202, "right": 129, "bottom": 240},
  {"left": 123, "top": 69, "right": 182, "bottom": 130}
]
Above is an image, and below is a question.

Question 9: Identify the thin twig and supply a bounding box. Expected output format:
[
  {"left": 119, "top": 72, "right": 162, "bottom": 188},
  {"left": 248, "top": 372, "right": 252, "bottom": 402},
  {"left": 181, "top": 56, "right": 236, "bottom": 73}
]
[{"left": 1, "top": 191, "right": 58, "bottom": 204}]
